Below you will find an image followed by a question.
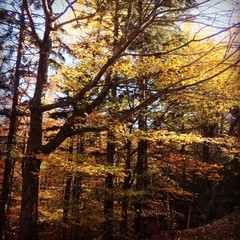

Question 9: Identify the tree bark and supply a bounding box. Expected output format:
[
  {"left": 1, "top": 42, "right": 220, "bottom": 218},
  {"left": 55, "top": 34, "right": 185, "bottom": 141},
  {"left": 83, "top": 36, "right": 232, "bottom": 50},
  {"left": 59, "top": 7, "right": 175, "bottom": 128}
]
[
  {"left": 19, "top": 156, "right": 41, "bottom": 240},
  {"left": 62, "top": 143, "right": 74, "bottom": 240},
  {"left": 71, "top": 135, "right": 84, "bottom": 240},
  {"left": 62, "top": 176, "right": 72, "bottom": 240},
  {"left": 135, "top": 139, "right": 148, "bottom": 239},
  {"left": 71, "top": 174, "right": 82, "bottom": 240},
  {"left": 121, "top": 140, "right": 132, "bottom": 237},
  {"left": 135, "top": 79, "right": 148, "bottom": 239},
  {"left": 0, "top": 7, "right": 25, "bottom": 240},
  {"left": 202, "top": 124, "right": 216, "bottom": 222},
  {"left": 103, "top": 130, "right": 115, "bottom": 240},
  {"left": 18, "top": 34, "right": 51, "bottom": 240}
]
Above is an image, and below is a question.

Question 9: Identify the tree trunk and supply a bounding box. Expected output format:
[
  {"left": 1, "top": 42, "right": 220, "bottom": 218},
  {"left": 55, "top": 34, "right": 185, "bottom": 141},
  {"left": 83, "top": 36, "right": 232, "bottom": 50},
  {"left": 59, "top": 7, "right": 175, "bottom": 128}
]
[
  {"left": 71, "top": 174, "right": 82, "bottom": 240},
  {"left": 72, "top": 135, "right": 84, "bottom": 240},
  {"left": 103, "top": 52, "right": 117, "bottom": 239},
  {"left": 228, "top": 107, "right": 240, "bottom": 204},
  {"left": 62, "top": 177, "right": 72, "bottom": 240},
  {"left": 187, "top": 202, "right": 192, "bottom": 229},
  {"left": 19, "top": 36, "right": 51, "bottom": 240},
  {"left": 62, "top": 143, "right": 74, "bottom": 240},
  {"left": 19, "top": 157, "right": 41, "bottom": 240},
  {"left": 135, "top": 78, "right": 148, "bottom": 239},
  {"left": 202, "top": 124, "right": 216, "bottom": 222},
  {"left": 135, "top": 139, "right": 148, "bottom": 239},
  {"left": 103, "top": 130, "right": 115, "bottom": 240},
  {"left": 121, "top": 139, "right": 132, "bottom": 237},
  {"left": 0, "top": 7, "right": 25, "bottom": 240}
]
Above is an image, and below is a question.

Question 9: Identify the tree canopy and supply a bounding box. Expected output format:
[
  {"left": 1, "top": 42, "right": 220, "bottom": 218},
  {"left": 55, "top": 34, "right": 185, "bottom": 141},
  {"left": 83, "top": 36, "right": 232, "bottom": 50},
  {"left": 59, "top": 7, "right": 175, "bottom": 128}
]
[{"left": 0, "top": 0, "right": 239, "bottom": 240}]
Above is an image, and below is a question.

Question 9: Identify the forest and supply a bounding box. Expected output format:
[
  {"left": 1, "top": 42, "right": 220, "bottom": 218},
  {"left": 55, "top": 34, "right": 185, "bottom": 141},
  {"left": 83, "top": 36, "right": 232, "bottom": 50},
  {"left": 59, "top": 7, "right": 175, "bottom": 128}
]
[{"left": 0, "top": 0, "right": 239, "bottom": 240}]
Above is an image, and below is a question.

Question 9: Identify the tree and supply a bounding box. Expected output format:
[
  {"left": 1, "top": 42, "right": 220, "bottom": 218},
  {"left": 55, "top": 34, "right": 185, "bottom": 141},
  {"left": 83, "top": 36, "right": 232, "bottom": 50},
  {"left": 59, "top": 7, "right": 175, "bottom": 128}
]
[
  {"left": 18, "top": 1, "right": 98, "bottom": 239},
  {"left": 1, "top": 0, "right": 239, "bottom": 239},
  {"left": 0, "top": 2, "right": 26, "bottom": 239}
]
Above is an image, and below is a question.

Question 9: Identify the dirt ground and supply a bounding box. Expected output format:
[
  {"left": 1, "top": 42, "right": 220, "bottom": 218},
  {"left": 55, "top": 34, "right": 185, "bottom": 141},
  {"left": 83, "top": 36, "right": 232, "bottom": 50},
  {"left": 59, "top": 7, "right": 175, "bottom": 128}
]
[{"left": 150, "top": 211, "right": 240, "bottom": 240}]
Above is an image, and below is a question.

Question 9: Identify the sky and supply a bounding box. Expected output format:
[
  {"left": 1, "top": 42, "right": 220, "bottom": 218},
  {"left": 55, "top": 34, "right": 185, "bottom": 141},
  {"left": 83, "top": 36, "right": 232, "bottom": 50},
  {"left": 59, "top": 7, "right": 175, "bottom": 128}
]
[
  {"left": 0, "top": 0, "right": 239, "bottom": 124},
  {"left": 196, "top": 1, "right": 239, "bottom": 28}
]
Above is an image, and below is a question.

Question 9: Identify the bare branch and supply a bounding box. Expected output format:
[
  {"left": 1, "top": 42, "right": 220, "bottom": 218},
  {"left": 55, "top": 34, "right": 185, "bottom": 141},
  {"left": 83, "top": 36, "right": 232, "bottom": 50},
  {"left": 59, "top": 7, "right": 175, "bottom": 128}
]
[
  {"left": 54, "top": 0, "right": 77, "bottom": 21},
  {"left": 23, "top": 0, "right": 42, "bottom": 45},
  {"left": 54, "top": 9, "right": 98, "bottom": 30}
]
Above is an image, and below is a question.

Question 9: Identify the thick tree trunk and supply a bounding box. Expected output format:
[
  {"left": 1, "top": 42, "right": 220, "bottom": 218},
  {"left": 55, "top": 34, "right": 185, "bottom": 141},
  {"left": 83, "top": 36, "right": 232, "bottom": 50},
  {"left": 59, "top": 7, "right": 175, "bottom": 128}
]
[
  {"left": 19, "top": 38, "right": 50, "bottom": 240},
  {"left": 19, "top": 157, "right": 41, "bottom": 240},
  {"left": 19, "top": 99, "right": 43, "bottom": 240},
  {"left": 0, "top": 7, "right": 24, "bottom": 240}
]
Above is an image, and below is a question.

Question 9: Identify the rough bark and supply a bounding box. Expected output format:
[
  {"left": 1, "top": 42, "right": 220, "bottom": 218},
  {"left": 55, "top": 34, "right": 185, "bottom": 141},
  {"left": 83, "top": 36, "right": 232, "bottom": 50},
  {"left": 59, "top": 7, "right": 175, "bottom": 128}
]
[
  {"left": 0, "top": 7, "right": 25, "bottom": 240},
  {"left": 18, "top": 14, "right": 51, "bottom": 239},
  {"left": 19, "top": 157, "right": 41, "bottom": 240}
]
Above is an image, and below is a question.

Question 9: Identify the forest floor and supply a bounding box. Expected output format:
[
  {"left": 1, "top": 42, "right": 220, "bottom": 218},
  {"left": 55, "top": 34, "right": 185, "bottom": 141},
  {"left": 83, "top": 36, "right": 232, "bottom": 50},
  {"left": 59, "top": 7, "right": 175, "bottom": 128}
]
[
  {"left": 5, "top": 209, "right": 240, "bottom": 240},
  {"left": 36, "top": 209, "right": 240, "bottom": 240},
  {"left": 150, "top": 210, "right": 240, "bottom": 240}
]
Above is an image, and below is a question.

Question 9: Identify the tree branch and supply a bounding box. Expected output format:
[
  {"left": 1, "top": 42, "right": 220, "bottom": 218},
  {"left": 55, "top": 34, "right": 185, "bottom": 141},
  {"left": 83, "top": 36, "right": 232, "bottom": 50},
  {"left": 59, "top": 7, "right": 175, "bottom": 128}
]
[
  {"left": 23, "top": 0, "right": 42, "bottom": 45},
  {"left": 54, "top": 0, "right": 77, "bottom": 21},
  {"left": 123, "top": 22, "right": 240, "bottom": 57},
  {"left": 119, "top": 57, "right": 240, "bottom": 121},
  {"left": 53, "top": 10, "right": 98, "bottom": 30},
  {"left": 40, "top": 73, "right": 112, "bottom": 154}
]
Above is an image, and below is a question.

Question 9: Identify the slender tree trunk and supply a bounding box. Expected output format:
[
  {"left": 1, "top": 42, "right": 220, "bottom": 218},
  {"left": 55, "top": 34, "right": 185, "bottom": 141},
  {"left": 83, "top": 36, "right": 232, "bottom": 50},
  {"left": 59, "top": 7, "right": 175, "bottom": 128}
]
[
  {"left": 202, "top": 124, "right": 216, "bottom": 222},
  {"left": 0, "top": 7, "right": 25, "bottom": 240},
  {"left": 103, "top": 130, "right": 115, "bottom": 240},
  {"left": 62, "top": 177, "right": 72, "bottom": 240},
  {"left": 166, "top": 192, "right": 173, "bottom": 231},
  {"left": 71, "top": 174, "right": 82, "bottom": 240},
  {"left": 121, "top": 139, "right": 132, "bottom": 237},
  {"left": 103, "top": 57, "right": 117, "bottom": 239},
  {"left": 187, "top": 202, "right": 192, "bottom": 229},
  {"left": 62, "top": 143, "right": 74, "bottom": 240},
  {"left": 135, "top": 139, "right": 148, "bottom": 239},
  {"left": 228, "top": 107, "right": 240, "bottom": 204},
  {"left": 103, "top": 0, "right": 119, "bottom": 235},
  {"left": 135, "top": 78, "right": 148, "bottom": 239},
  {"left": 72, "top": 135, "right": 84, "bottom": 240}
]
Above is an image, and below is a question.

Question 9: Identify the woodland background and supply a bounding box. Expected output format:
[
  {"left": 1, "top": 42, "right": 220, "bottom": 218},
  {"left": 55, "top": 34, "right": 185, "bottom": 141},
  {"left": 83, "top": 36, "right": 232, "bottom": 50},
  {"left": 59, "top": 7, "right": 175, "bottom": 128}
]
[{"left": 0, "top": 0, "right": 240, "bottom": 240}]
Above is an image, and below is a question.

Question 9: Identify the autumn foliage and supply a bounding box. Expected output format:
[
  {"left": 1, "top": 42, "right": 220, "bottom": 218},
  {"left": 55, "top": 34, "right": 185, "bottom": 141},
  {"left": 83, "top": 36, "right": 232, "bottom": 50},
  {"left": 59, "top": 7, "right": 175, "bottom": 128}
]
[{"left": 0, "top": 0, "right": 239, "bottom": 240}]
